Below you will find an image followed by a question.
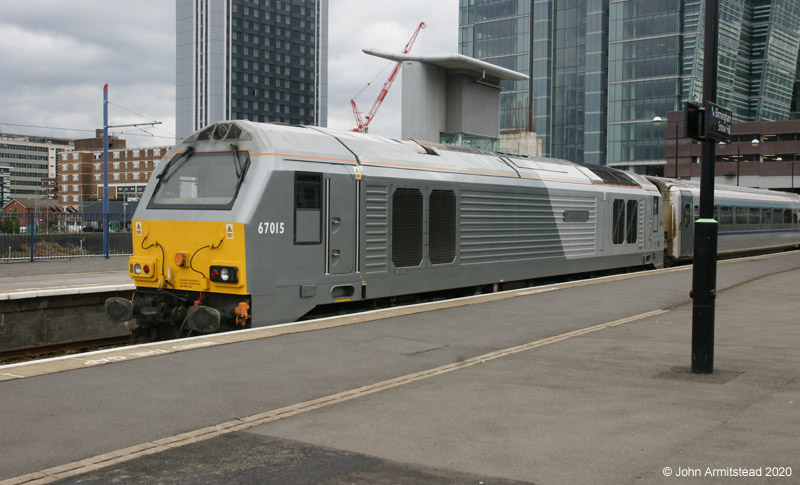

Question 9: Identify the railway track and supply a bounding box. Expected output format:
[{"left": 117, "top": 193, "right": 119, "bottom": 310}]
[{"left": 0, "top": 336, "right": 133, "bottom": 366}]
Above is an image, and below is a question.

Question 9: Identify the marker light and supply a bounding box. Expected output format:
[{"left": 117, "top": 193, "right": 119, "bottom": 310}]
[
  {"left": 133, "top": 263, "right": 142, "bottom": 275},
  {"left": 174, "top": 252, "right": 188, "bottom": 267},
  {"left": 209, "top": 265, "right": 238, "bottom": 284}
]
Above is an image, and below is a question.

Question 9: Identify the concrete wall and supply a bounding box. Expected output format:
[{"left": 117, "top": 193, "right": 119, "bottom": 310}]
[
  {"left": 1, "top": 290, "right": 132, "bottom": 351},
  {"left": 401, "top": 62, "right": 447, "bottom": 142},
  {"left": 445, "top": 74, "right": 500, "bottom": 139}
]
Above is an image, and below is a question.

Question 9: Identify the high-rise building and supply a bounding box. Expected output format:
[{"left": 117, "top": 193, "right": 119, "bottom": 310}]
[
  {"left": 459, "top": 0, "right": 800, "bottom": 172},
  {"left": 176, "top": 0, "right": 328, "bottom": 140},
  {"left": 0, "top": 133, "right": 72, "bottom": 201}
]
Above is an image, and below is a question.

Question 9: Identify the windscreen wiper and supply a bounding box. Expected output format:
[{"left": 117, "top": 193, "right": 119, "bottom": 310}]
[
  {"left": 229, "top": 144, "right": 250, "bottom": 195},
  {"left": 229, "top": 144, "right": 243, "bottom": 178},
  {"left": 157, "top": 146, "right": 195, "bottom": 185}
]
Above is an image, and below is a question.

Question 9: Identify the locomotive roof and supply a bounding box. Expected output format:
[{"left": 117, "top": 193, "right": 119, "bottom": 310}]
[{"left": 184, "top": 121, "right": 651, "bottom": 190}]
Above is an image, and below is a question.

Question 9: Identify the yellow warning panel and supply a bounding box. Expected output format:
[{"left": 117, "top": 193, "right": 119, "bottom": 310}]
[{"left": 129, "top": 220, "right": 247, "bottom": 295}]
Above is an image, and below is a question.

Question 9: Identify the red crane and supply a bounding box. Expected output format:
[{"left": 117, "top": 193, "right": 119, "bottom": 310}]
[{"left": 351, "top": 21, "right": 426, "bottom": 133}]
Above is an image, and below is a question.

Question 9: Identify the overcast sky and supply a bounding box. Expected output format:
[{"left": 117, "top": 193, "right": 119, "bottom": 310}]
[{"left": 0, "top": 0, "right": 458, "bottom": 148}]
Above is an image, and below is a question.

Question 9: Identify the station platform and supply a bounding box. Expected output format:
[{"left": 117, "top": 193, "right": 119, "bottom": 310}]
[
  {"left": 0, "top": 257, "right": 130, "bottom": 299},
  {"left": 1, "top": 251, "right": 798, "bottom": 484}
]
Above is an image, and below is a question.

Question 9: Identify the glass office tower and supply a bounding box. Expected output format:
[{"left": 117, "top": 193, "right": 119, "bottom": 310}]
[
  {"left": 176, "top": 0, "right": 328, "bottom": 140},
  {"left": 459, "top": 0, "right": 800, "bottom": 171}
]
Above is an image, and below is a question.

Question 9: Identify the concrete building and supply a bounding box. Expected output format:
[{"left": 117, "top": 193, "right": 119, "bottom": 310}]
[
  {"left": 0, "top": 133, "right": 73, "bottom": 200},
  {"left": 57, "top": 145, "right": 172, "bottom": 211},
  {"left": 176, "top": 0, "right": 328, "bottom": 140},
  {"left": 458, "top": 0, "right": 800, "bottom": 171},
  {"left": 0, "top": 165, "right": 10, "bottom": 206},
  {"left": 366, "top": 50, "right": 530, "bottom": 153}
]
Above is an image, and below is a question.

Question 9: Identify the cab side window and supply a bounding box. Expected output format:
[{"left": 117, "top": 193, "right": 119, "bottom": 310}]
[{"left": 295, "top": 173, "right": 321, "bottom": 244}]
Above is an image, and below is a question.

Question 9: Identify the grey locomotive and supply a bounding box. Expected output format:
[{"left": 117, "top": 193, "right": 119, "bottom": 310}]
[{"left": 105, "top": 121, "right": 799, "bottom": 338}]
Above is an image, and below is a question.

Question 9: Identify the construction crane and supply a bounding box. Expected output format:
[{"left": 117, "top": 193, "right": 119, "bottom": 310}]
[{"left": 351, "top": 21, "right": 426, "bottom": 133}]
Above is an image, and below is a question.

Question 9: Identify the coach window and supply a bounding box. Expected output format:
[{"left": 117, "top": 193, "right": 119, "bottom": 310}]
[
  {"left": 429, "top": 190, "right": 456, "bottom": 264},
  {"left": 748, "top": 208, "right": 760, "bottom": 225},
  {"left": 720, "top": 206, "right": 733, "bottom": 225},
  {"left": 683, "top": 203, "right": 691, "bottom": 227},
  {"left": 652, "top": 197, "right": 659, "bottom": 233},
  {"left": 735, "top": 207, "right": 747, "bottom": 225},
  {"left": 762, "top": 208, "right": 772, "bottom": 225},
  {"left": 612, "top": 199, "right": 625, "bottom": 244},
  {"left": 392, "top": 188, "right": 423, "bottom": 267},
  {"left": 783, "top": 209, "right": 792, "bottom": 225},
  {"left": 773, "top": 209, "right": 783, "bottom": 227},
  {"left": 625, "top": 200, "right": 638, "bottom": 244},
  {"left": 294, "top": 173, "right": 321, "bottom": 244}
]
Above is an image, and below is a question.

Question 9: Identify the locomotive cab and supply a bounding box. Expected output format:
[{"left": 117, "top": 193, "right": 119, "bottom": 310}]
[{"left": 106, "top": 122, "right": 255, "bottom": 338}]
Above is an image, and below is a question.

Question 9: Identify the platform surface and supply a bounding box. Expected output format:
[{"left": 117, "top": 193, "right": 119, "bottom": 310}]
[
  {"left": 0, "top": 257, "right": 130, "bottom": 299},
  {"left": 1, "top": 252, "right": 798, "bottom": 484}
]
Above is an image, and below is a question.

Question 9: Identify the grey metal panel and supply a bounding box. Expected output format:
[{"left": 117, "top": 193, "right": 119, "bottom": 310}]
[
  {"left": 400, "top": 62, "right": 447, "bottom": 142},
  {"left": 445, "top": 74, "right": 501, "bottom": 138},
  {"left": 296, "top": 210, "right": 321, "bottom": 244},
  {"left": 550, "top": 194, "right": 597, "bottom": 258},
  {"left": 459, "top": 189, "right": 565, "bottom": 265},
  {"left": 326, "top": 166, "right": 355, "bottom": 274},
  {"left": 364, "top": 183, "right": 389, "bottom": 274}
]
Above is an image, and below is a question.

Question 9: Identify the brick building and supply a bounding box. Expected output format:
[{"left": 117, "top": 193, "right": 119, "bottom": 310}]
[
  {"left": 58, "top": 145, "right": 172, "bottom": 211},
  {"left": 656, "top": 114, "right": 800, "bottom": 193}
]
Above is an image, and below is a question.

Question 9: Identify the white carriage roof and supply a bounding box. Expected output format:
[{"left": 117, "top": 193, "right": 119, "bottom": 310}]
[{"left": 362, "top": 49, "right": 530, "bottom": 81}]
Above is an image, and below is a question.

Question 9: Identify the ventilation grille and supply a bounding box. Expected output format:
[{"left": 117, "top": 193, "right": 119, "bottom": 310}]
[
  {"left": 365, "top": 184, "right": 389, "bottom": 273},
  {"left": 429, "top": 190, "right": 456, "bottom": 264},
  {"left": 392, "top": 188, "right": 423, "bottom": 268}
]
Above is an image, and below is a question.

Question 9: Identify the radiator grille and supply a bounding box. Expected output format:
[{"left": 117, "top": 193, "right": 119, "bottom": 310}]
[
  {"left": 364, "top": 184, "right": 388, "bottom": 273},
  {"left": 429, "top": 190, "right": 456, "bottom": 264},
  {"left": 391, "top": 188, "right": 423, "bottom": 268}
]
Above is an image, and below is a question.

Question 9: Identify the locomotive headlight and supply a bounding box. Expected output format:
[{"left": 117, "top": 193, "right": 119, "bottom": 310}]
[
  {"left": 209, "top": 265, "right": 238, "bottom": 284},
  {"left": 129, "top": 257, "right": 157, "bottom": 281}
]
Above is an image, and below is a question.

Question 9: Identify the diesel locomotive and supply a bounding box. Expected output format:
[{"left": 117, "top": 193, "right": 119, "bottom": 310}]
[{"left": 105, "top": 121, "right": 800, "bottom": 338}]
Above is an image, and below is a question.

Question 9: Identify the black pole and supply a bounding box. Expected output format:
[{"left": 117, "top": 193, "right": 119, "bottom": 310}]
[{"left": 691, "top": 0, "right": 719, "bottom": 374}]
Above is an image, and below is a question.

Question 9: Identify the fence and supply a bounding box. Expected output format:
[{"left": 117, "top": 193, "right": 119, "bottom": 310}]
[{"left": 0, "top": 212, "right": 133, "bottom": 261}]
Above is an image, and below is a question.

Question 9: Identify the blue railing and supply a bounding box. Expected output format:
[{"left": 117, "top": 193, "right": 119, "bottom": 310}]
[{"left": 0, "top": 212, "right": 133, "bottom": 261}]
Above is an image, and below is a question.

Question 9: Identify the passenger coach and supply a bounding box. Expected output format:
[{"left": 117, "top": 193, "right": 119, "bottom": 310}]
[{"left": 647, "top": 177, "right": 800, "bottom": 264}]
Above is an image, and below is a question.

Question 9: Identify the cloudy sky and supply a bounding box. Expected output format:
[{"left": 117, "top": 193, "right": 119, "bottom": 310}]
[{"left": 0, "top": 0, "right": 458, "bottom": 148}]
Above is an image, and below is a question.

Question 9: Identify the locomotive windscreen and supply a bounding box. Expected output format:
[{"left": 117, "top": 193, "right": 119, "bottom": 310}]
[{"left": 148, "top": 149, "right": 250, "bottom": 210}]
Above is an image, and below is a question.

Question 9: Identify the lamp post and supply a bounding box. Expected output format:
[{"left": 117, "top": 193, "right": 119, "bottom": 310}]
[
  {"left": 653, "top": 115, "right": 679, "bottom": 178},
  {"left": 102, "top": 84, "right": 161, "bottom": 258}
]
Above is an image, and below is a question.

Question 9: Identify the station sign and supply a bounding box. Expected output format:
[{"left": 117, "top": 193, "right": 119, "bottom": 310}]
[{"left": 704, "top": 101, "right": 732, "bottom": 143}]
